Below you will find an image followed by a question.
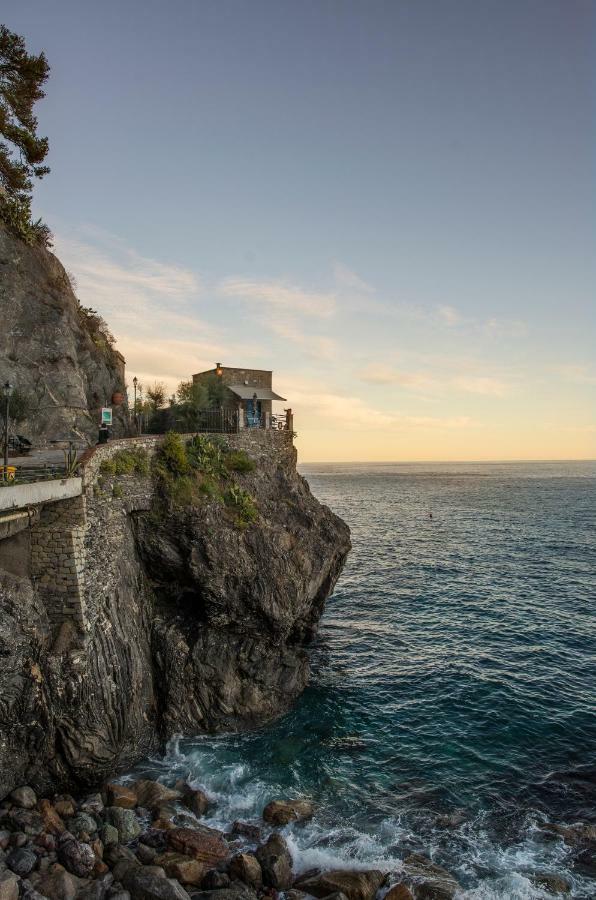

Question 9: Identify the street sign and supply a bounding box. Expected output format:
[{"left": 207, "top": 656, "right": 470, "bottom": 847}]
[{"left": 101, "top": 407, "right": 113, "bottom": 425}]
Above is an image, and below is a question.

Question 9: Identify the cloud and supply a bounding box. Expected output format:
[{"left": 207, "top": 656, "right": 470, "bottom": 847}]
[
  {"left": 266, "top": 318, "right": 338, "bottom": 362},
  {"left": 332, "top": 261, "right": 374, "bottom": 294},
  {"left": 482, "top": 317, "right": 527, "bottom": 338},
  {"left": 358, "top": 363, "right": 508, "bottom": 396},
  {"left": 219, "top": 277, "right": 336, "bottom": 318},
  {"left": 436, "top": 304, "right": 461, "bottom": 327}
]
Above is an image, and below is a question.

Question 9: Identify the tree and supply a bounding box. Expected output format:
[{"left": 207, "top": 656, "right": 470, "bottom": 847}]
[
  {"left": 146, "top": 382, "right": 166, "bottom": 411},
  {"left": 0, "top": 25, "right": 51, "bottom": 243},
  {"left": 175, "top": 379, "right": 209, "bottom": 431}
]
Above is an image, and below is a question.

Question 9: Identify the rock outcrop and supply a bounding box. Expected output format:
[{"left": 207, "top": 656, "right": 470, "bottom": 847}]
[
  {"left": 0, "top": 222, "right": 128, "bottom": 444},
  {"left": 0, "top": 432, "right": 351, "bottom": 795}
]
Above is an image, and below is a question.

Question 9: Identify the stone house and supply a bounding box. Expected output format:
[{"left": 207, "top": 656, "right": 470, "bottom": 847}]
[{"left": 192, "top": 364, "right": 288, "bottom": 429}]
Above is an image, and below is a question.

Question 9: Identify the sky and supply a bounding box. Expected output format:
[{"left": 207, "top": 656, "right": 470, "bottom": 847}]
[{"left": 4, "top": 0, "right": 595, "bottom": 461}]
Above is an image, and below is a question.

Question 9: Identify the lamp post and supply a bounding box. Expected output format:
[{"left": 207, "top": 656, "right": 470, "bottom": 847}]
[
  {"left": 133, "top": 376, "right": 138, "bottom": 435},
  {"left": 215, "top": 362, "right": 223, "bottom": 378},
  {"left": 3, "top": 381, "right": 12, "bottom": 480}
]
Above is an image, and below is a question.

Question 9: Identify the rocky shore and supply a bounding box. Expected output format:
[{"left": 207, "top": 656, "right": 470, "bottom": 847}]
[{"left": 2, "top": 777, "right": 592, "bottom": 899}]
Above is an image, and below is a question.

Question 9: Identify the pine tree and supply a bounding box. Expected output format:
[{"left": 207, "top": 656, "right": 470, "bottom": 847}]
[{"left": 0, "top": 24, "right": 50, "bottom": 243}]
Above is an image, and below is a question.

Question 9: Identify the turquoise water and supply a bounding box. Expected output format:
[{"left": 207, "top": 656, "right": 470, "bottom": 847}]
[{"left": 138, "top": 461, "right": 596, "bottom": 898}]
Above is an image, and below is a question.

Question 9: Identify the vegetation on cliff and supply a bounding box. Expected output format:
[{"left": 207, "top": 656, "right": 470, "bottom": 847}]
[{"left": 0, "top": 25, "right": 51, "bottom": 246}]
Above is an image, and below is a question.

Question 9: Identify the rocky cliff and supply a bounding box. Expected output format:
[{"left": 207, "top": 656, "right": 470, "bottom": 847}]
[
  {"left": 0, "top": 433, "right": 351, "bottom": 796},
  {"left": 0, "top": 222, "right": 128, "bottom": 444}
]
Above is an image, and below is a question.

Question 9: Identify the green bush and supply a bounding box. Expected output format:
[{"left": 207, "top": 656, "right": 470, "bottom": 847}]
[
  {"left": 112, "top": 483, "right": 123, "bottom": 499},
  {"left": 224, "top": 450, "right": 255, "bottom": 473},
  {"left": 100, "top": 447, "right": 149, "bottom": 476},
  {"left": 225, "top": 484, "right": 258, "bottom": 526},
  {"left": 198, "top": 476, "right": 224, "bottom": 502},
  {"left": 186, "top": 434, "right": 226, "bottom": 476},
  {"left": 159, "top": 432, "right": 190, "bottom": 476}
]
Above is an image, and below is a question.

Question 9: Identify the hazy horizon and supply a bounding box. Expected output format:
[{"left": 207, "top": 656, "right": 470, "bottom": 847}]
[{"left": 4, "top": 1, "right": 594, "bottom": 462}]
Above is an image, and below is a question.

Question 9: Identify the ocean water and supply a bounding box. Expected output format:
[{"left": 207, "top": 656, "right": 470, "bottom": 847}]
[{"left": 134, "top": 460, "right": 596, "bottom": 899}]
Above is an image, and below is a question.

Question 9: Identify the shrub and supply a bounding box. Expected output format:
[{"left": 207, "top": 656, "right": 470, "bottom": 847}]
[
  {"left": 225, "top": 484, "right": 258, "bottom": 526},
  {"left": 198, "top": 476, "right": 223, "bottom": 502},
  {"left": 159, "top": 432, "right": 189, "bottom": 477},
  {"left": 186, "top": 434, "right": 226, "bottom": 477},
  {"left": 112, "top": 483, "right": 123, "bottom": 499},
  {"left": 99, "top": 447, "right": 149, "bottom": 477},
  {"left": 224, "top": 450, "right": 255, "bottom": 473}
]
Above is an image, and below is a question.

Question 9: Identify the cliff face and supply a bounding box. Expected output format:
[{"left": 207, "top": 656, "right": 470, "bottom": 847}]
[
  {"left": 0, "top": 223, "right": 128, "bottom": 444},
  {"left": 0, "top": 434, "right": 351, "bottom": 796}
]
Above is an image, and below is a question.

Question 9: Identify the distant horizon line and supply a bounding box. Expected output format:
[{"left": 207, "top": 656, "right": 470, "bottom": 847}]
[{"left": 298, "top": 457, "right": 596, "bottom": 465}]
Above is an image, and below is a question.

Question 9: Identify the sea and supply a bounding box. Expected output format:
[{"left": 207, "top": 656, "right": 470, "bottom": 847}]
[{"left": 133, "top": 460, "right": 596, "bottom": 899}]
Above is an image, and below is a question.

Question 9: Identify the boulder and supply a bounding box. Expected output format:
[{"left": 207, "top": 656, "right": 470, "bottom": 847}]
[
  {"left": 294, "top": 869, "right": 385, "bottom": 900},
  {"left": 541, "top": 822, "right": 596, "bottom": 846},
  {"left": 0, "top": 870, "right": 19, "bottom": 900},
  {"left": 37, "top": 799, "right": 65, "bottom": 835},
  {"left": 33, "top": 863, "right": 82, "bottom": 900},
  {"left": 68, "top": 812, "right": 98, "bottom": 837},
  {"left": 166, "top": 827, "right": 228, "bottom": 868},
  {"left": 229, "top": 822, "right": 261, "bottom": 842},
  {"left": 191, "top": 889, "right": 257, "bottom": 900},
  {"left": 105, "top": 807, "right": 142, "bottom": 843},
  {"left": 229, "top": 852, "right": 262, "bottom": 887},
  {"left": 402, "top": 854, "right": 460, "bottom": 900},
  {"left": 384, "top": 886, "right": 414, "bottom": 900},
  {"left": 5, "top": 846, "right": 37, "bottom": 876},
  {"left": 175, "top": 781, "right": 210, "bottom": 818},
  {"left": 121, "top": 866, "right": 192, "bottom": 899},
  {"left": 102, "top": 823, "right": 120, "bottom": 846},
  {"left": 201, "top": 870, "right": 230, "bottom": 890},
  {"left": 532, "top": 873, "right": 571, "bottom": 895},
  {"left": 255, "top": 833, "right": 293, "bottom": 890},
  {"left": 155, "top": 851, "right": 205, "bottom": 885},
  {"left": 79, "top": 794, "right": 105, "bottom": 816},
  {"left": 8, "top": 786, "right": 37, "bottom": 809},
  {"left": 134, "top": 781, "right": 182, "bottom": 811},
  {"left": 262, "top": 799, "right": 314, "bottom": 826},
  {"left": 57, "top": 834, "right": 96, "bottom": 877},
  {"left": 6, "top": 808, "right": 44, "bottom": 836},
  {"left": 53, "top": 797, "right": 76, "bottom": 819},
  {"left": 106, "top": 785, "right": 138, "bottom": 810}
]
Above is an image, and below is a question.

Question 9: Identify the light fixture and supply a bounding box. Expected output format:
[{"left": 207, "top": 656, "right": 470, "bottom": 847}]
[{"left": 215, "top": 362, "right": 223, "bottom": 377}]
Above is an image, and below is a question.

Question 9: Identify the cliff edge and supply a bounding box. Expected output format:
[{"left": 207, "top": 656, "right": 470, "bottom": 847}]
[
  {"left": 0, "top": 432, "right": 351, "bottom": 795},
  {"left": 0, "top": 222, "right": 128, "bottom": 443}
]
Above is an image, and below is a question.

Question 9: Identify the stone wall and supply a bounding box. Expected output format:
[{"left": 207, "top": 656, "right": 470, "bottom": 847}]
[{"left": 30, "top": 494, "right": 87, "bottom": 637}]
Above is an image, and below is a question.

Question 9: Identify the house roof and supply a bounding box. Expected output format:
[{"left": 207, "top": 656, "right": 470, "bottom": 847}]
[{"left": 228, "top": 384, "right": 286, "bottom": 402}]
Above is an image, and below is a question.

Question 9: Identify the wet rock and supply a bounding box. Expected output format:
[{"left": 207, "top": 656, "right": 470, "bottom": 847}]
[
  {"left": 104, "top": 845, "right": 138, "bottom": 868},
  {"left": 109, "top": 892, "right": 132, "bottom": 900},
  {"left": 134, "top": 782, "right": 182, "bottom": 811},
  {"left": 155, "top": 852, "right": 205, "bottom": 885},
  {"left": 10, "top": 831, "right": 27, "bottom": 847},
  {"left": 229, "top": 852, "right": 262, "bottom": 888},
  {"left": 255, "top": 833, "right": 292, "bottom": 890},
  {"left": 175, "top": 782, "right": 210, "bottom": 818},
  {"left": 541, "top": 822, "right": 596, "bottom": 846},
  {"left": 77, "top": 872, "right": 115, "bottom": 899},
  {"left": 19, "top": 880, "right": 49, "bottom": 900},
  {"left": 6, "top": 809, "right": 44, "bottom": 836},
  {"left": 0, "top": 830, "right": 10, "bottom": 850},
  {"left": 384, "top": 886, "right": 414, "bottom": 900},
  {"left": 0, "top": 870, "right": 19, "bottom": 900},
  {"left": 37, "top": 799, "right": 65, "bottom": 835},
  {"left": 229, "top": 822, "right": 261, "bottom": 842},
  {"left": 262, "top": 799, "right": 314, "bottom": 826},
  {"left": 106, "top": 785, "right": 138, "bottom": 810},
  {"left": 531, "top": 873, "right": 571, "bottom": 895},
  {"left": 191, "top": 888, "right": 257, "bottom": 900},
  {"left": 9, "top": 786, "right": 36, "bottom": 809},
  {"left": 572, "top": 845, "right": 596, "bottom": 878},
  {"left": 6, "top": 846, "right": 37, "bottom": 876},
  {"left": 402, "top": 854, "right": 460, "bottom": 900},
  {"left": 102, "top": 823, "right": 120, "bottom": 846},
  {"left": 293, "top": 869, "right": 385, "bottom": 900},
  {"left": 69, "top": 812, "right": 99, "bottom": 836},
  {"left": 434, "top": 811, "right": 466, "bottom": 830},
  {"left": 201, "top": 870, "right": 231, "bottom": 890},
  {"left": 167, "top": 827, "right": 229, "bottom": 868},
  {"left": 53, "top": 797, "right": 76, "bottom": 819},
  {"left": 139, "top": 830, "right": 169, "bottom": 851},
  {"left": 34, "top": 863, "right": 82, "bottom": 900},
  {"left": 80, "top": 794, "right": 105, "bottom": 816},
  {"left": 137, "top": 844, "right": 158, "bottom": 865},
  {"left": 106, "top": 807, "right": 142, "bottom": 843},
  {"left": 57, "top": 833, "right": 96, "bottom": 877},
  {"left": 285, "top": 891, "right": 308, "bottom": 900},
  {"left": 120, "top": 865, "right": 192, "bottom": 899}
]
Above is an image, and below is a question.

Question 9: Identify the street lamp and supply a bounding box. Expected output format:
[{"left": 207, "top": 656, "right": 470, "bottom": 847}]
[
  {"left": 215, "top": 362, "right": 223, "bottom": 377},
  {"left": 2, "top": 381, "right": 13, "bottom": 480},
  {"left": 133, "top": 376, "right": 138, "bottom": 434}
]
